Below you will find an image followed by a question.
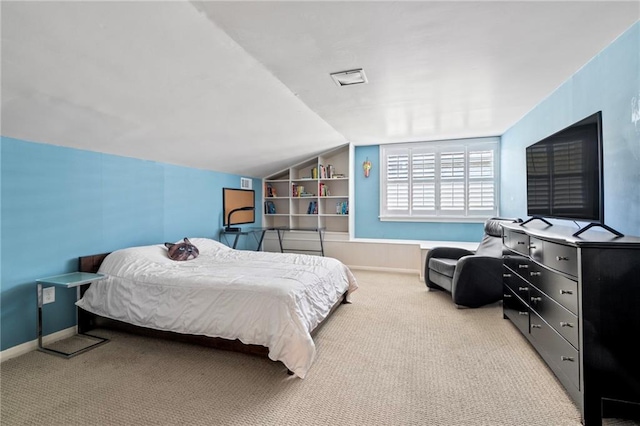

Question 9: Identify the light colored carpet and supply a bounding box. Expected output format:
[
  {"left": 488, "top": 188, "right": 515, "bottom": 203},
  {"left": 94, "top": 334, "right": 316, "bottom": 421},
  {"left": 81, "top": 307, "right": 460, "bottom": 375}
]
[{"left": 0, "top": 270, "right": 620, "bottom": 425}]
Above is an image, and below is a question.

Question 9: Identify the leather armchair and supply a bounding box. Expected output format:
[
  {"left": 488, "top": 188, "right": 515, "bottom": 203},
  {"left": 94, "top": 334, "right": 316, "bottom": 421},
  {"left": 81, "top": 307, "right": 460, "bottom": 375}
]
[{"left": 425, "top": 217, "right": 522, "bottom": 308}]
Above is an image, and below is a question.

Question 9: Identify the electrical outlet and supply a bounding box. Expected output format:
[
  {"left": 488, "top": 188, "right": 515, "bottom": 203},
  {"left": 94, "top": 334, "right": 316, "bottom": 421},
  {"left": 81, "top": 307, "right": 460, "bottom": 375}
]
[{"left": 42, "top": 286, "right": 55, "bottom": 304}]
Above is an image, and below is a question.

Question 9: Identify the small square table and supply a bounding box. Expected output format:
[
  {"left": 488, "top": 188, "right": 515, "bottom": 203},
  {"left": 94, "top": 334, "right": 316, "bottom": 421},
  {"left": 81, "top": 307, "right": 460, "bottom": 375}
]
[
  {"left": 219, "top": 227, "right": 269, "bottom": 250},
  {"left": 36, "top": 272, "right": 109, "bottom": 358}
]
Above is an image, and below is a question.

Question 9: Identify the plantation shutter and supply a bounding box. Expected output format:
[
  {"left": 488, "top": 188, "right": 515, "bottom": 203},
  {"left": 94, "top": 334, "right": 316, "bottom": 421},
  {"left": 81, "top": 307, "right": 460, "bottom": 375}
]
[
  {"left": 384, "top": 151, "right": 409, "bottom": 214},
  {"left": 440, "top": 150, "right": 465, "bottom": 213},
  {"left": 411, "top": 151, "right": 436, "bottom": 214},
  {"left": 468, "top": 149, "right": 495, "bottom": 214},
  {"left": 380, "top": 137, "right": 499, "bottom": 219}
]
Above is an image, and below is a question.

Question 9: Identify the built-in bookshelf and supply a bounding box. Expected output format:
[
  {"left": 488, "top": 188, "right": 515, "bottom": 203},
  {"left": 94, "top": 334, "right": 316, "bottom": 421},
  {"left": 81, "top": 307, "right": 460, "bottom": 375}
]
[{"left": 263, "top": 144, "right": 350, "bottom": 234}]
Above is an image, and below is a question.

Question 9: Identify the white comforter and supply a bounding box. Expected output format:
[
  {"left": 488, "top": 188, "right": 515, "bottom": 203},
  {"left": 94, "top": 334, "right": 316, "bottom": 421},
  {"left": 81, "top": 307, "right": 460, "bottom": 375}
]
[{"left": 76, "top": 238, "right": 358, "bottom": 378}]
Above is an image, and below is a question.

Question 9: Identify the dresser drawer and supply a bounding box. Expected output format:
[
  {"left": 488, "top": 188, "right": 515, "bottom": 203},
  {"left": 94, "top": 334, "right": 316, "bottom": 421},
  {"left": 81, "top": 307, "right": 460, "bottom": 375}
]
[
  {"left": 526, "top": 264, "right": 578, "bottom": 315},
  {"left": 503, "top": 229, "right": 529, "bottom": 255},
  {"left": 504, "top": 285, "right": 529, "bottom": 335},
  {"left": 529, "top": 286, "right": 579, "bottom": 349},
  {"left": 504, "top": 255, "right": 531, "bottom": 278},
  {"left": 530, "top": 311, "right": 580, "bottom": 392},
  {"left": 503, "top": 264, "right": 530, "bottom": 302},
  {"left": 529, "top": 237, "right": 578, "bottom": 277}
]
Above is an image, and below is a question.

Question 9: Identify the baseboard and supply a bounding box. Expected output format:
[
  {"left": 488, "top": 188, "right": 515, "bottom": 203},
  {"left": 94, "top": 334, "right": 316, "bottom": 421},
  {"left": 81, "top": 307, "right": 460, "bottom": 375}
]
[
  {"left": 347, "top": 265, "right": 419, "bottom": 275},
  {"left": 0, "top": 326, "right": 76, "bottom": 363}
]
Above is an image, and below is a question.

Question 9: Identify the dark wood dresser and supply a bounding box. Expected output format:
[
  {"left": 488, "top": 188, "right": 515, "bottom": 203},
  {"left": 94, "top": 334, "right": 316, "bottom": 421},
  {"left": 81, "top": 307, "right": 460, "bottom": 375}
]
[{"left": 501, "top": 221, "right": 640, "bottom": 425}]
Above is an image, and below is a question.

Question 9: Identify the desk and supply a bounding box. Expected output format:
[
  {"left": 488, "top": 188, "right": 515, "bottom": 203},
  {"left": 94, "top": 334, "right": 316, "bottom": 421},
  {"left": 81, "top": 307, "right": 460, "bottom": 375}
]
[
  {"left": 219, "top": 227, "right": 268, "bottom": 250},
  {"left": 272, "top": 227, "right": 326, "bottom": 256},
  {"left": 36, "top": 272, "right": 109, "bottom": 358}
]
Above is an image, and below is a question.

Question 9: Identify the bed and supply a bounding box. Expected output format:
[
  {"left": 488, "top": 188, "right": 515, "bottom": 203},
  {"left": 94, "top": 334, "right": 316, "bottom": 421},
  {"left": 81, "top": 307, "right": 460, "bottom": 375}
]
[{"left": 76, "top": 238, "right": 358, "bottom": 378}]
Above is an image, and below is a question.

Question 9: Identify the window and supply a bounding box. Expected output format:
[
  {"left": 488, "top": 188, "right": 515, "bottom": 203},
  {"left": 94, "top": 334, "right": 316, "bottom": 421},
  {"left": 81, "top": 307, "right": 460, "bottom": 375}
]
[{"left": 380, "top": 138, "right": 499, "bottom": 220}]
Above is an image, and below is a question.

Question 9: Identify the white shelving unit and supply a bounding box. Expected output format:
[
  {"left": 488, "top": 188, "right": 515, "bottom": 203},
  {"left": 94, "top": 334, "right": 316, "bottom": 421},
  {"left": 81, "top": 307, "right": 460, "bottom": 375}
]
[{"left": 263, "top": 144, "right": 350, "bottom": 234}]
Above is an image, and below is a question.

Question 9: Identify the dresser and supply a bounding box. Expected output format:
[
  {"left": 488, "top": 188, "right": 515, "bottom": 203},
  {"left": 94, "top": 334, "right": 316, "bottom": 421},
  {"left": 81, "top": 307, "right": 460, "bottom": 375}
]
[{"left": 501, "top": 221, "right": 640, "bottom": 425}]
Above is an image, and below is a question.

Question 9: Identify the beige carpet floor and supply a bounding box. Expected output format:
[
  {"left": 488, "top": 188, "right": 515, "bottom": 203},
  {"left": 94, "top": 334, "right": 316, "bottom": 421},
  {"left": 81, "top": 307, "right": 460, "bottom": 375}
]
[{"left": 0, "top": 270, "right": 630, "bottom": 425}]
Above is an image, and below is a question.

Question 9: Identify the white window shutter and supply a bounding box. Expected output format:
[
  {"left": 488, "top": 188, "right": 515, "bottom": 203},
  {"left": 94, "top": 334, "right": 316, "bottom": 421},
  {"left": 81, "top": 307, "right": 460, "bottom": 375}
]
[
  {"left": 380, "top": 138, "right": 499, "bottom": 219},
  {"left": 411, "top": 152, "right": 436, "bottom": 213}
]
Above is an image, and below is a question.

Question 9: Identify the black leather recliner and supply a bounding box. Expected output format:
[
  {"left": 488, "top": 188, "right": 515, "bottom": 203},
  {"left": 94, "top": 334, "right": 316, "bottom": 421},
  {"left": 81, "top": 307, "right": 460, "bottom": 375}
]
[{"left": 425, "top": 217, "right": 522, "bottom": 308}]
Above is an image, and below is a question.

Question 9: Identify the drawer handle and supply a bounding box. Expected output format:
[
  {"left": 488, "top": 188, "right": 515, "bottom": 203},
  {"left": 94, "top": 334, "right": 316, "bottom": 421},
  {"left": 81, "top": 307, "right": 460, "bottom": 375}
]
[
  {"left": 531, "top": 324, "right": 542, "bottom": 329},
  {"left": 560, "top": 289, "right": 574, "bottom": 295},
  {"left": 503, "top": 294, "right": 512, "bottom": 298},
  {"left": 518, "top": 286, "right": 529, "bottom": 291},
  {"left": 530, "top": 271, "right": 541, "bottom": 277},
  {"left": 556, "top": 256, "right": 570, "bottom": 261},
  {"left": 561, "top": 356, "right": 575, "bottom": 362},
  {"left": 530, "top": 297, "right": 542, "bottom": 303},
  {"left": 517, "top": 241, "right": 526, "bottom": 245},
  {"left": 518, "top": 264, "right": 529, "bottom": 269},
  {"left": 529, "top": 245, "right": 537, "bottom": 249},
  {"left": 560, "top": 322, "right": 574, "bottom": 328},
  {"left": 503, "top": 273, "right": 512, "bottom": 278},
  {"left": 518, "top": 311, "right": 528, "bottom": 316}
]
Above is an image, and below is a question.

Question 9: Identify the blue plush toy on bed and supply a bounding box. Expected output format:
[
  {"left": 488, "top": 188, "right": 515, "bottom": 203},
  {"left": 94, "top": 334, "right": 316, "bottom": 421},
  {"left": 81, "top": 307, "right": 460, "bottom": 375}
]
[{"left": 164, "top": 238, "right": 199, "bottom": 261}]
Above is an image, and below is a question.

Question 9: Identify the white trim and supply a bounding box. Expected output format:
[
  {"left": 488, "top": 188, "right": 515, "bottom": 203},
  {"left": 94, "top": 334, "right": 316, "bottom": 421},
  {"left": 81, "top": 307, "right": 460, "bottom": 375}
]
[
  {"left": 0, "top": 326, "right": 76, "bottom": 363},
  {"left": 418, "top": 241, "right": 478, "bottom": 250},
  {"left": 379, "top": 216, "right": 487, "bottom": 223},
  {"left": 347, "top": 265, "right": 418, "bottom": 275},
  {"left": 348, "top": 143, "right": 355, "bottom": 240},
  {"left": 350, "top": 237, "right": 477, "bottom": 249}
]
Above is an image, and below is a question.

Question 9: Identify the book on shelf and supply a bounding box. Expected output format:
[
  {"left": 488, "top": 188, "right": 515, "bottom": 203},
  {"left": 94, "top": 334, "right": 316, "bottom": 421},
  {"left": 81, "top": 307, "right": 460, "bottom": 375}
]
[
  {"left": 335, "top": 201, "right": 348, "bottom": 215},
  {"left": 319, "top": 164, "right": 327, "bottom": 179},
  {"left": 327, "top": 164, "right": 334, "bottom": 178},
  {"left": 265, "top": 183, "right": 277, "bottom": 197},
  {"left": 307, "top": 201, "right": 318, "bottom": 215},
  {"left": 319, "top": 183, "right": 330, "bottom": 196},
  {"left": 265, "top": 201, "right": 276, "bottom": 214}
]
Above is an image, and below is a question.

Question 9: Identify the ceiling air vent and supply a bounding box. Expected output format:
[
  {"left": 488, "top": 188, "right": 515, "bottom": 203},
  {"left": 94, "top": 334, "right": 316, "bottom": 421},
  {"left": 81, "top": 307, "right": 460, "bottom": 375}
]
[{"left": 330, "top": 68, "right": 368, "bottom": 87}]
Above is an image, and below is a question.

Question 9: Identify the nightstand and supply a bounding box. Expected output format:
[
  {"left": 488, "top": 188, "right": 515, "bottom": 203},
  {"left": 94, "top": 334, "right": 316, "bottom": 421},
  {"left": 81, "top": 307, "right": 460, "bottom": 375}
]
[{"left": 36, "top": 272, "right": 109, "bottom": 358}]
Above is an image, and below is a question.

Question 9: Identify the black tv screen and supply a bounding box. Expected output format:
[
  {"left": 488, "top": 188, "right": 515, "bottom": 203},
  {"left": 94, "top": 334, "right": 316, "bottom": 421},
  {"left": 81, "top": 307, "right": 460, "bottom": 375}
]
[{"left": 526, "top": 112, "right": 603, "bottom": 223}]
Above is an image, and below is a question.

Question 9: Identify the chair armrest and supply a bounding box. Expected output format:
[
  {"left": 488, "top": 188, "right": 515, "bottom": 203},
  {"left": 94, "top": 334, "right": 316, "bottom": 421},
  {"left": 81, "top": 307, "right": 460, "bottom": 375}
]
[
  {"left": 424, "top": 247, "right": 475, "bottom": 289},
  {"left": 451, "top": 256, "right": 504, "bottom": 308},
  {"left": 427, "top": 247, "right": 475, "bottom": 261}
]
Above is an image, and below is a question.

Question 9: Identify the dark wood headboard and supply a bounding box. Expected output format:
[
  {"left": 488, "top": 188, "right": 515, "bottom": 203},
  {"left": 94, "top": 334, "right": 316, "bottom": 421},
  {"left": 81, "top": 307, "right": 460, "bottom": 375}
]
[{"left": 78, "top": 253, "right": 111, "bottom": 273}]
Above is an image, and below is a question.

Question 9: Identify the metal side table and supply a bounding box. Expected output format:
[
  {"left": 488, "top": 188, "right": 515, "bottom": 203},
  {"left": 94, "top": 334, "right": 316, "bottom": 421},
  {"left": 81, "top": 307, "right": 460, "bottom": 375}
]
[{"left": 36, "top": 272, "right": 109, "bottom": 358}]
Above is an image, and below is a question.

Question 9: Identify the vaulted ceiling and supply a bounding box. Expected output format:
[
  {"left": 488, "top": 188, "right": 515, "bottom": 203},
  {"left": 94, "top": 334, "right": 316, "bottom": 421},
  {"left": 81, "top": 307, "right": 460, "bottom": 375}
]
[{"left": 2, "top": 1, "right": 638, "bottom": 177}]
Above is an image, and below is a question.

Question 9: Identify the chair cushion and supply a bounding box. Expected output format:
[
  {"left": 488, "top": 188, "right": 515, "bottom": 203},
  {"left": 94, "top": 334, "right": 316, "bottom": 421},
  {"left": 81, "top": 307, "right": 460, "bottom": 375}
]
[{"left": 428, "top": 257, "right": 458, "bottom": 278}]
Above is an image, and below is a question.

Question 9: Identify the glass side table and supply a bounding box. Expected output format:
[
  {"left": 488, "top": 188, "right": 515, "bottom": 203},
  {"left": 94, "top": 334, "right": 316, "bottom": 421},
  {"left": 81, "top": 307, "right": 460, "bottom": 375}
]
[
  {"left": 219, "top": 227, "right": 269, "bottom": 250},
  {"left": 36, "top": 272, "right": 109, "bottom": 358}
]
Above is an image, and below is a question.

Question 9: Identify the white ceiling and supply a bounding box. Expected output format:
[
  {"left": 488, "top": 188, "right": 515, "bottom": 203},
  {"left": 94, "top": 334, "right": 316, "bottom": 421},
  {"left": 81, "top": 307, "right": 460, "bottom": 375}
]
[{"left": 2, "top": 1, "right": 638, "bottom": 177}]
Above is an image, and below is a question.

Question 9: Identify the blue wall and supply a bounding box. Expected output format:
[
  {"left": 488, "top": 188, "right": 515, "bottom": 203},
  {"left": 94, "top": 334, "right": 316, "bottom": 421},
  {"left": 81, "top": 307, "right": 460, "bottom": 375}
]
[
  {"left": 353, "top": 145, "right": 485, "bottom": 242},
  {"left": 0, "top": 137, "right": 262, "bottom": 351},
  {"left": 501, "top": 22, "right": 640, "bottom": 236}
]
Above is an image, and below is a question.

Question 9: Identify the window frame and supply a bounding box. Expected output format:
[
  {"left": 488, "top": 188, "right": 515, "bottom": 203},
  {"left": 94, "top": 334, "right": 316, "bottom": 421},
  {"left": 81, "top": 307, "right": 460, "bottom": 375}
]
[{"left": 380, "top": 137, "right": 500, "bottom": 222}]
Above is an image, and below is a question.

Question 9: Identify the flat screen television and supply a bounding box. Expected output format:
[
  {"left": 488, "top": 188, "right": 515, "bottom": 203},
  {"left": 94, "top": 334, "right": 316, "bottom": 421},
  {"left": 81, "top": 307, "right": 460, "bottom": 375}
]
[
  {"left": 524, "top": 111, "right": 620, "bottom": 237},
  {"left": 222, "top": 188, "right": 255, "bottom": 232}
]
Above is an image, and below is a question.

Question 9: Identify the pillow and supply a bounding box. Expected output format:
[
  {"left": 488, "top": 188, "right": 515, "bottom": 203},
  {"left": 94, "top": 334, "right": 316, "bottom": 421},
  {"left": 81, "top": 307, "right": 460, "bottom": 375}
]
[{"left": 164, "top": 238, "right": 199, "bottom": 261}]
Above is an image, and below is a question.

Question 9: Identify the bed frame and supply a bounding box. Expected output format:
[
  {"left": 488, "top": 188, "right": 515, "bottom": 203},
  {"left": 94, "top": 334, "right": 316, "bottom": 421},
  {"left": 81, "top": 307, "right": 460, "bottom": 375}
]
[{"left": 78, "top": 252, "right": 348, "bottom": 373}]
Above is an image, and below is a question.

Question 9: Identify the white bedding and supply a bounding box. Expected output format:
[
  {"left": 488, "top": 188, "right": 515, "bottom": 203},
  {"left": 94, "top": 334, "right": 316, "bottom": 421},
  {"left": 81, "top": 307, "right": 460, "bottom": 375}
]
[{"left": 76, "top": 238, "right": 358, "bottom": 378}]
